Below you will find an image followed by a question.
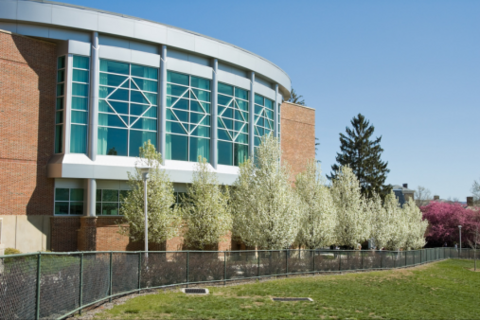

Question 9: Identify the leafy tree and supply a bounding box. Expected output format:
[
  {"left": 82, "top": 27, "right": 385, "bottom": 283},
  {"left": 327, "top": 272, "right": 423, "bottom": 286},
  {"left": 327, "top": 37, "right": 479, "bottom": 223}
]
[
  {"left": 287, "top": 88, "right": 305, "bottom": 105},
  {"left": 422, "top": 202, "right": 480, "bottom": 247},
  {"left": 232, "top": 135, "right": 302, "bottom": 249},
  {"left": 120, "top": 141, "right": 181, "bottom": 244},
  {"left": 369, "top": 192, "right": 393, "bottom": 249},
  {"left": 403, "top": 198, "right": 428, "bottom": 249},
  {"left": 330, "top": 166, "right": 370, "bottom": 248},
  {"left": 382, "top": 191, "right": 408, "bottom": 250},
  {"left": 415, "top": 186, "right": 432, "bottom": 207},
  {"left": 182, "top": 157, "right": 232, "bottom": 249},
  {"left": 328, "top": 113, "right": 391, "bottom": 199},
  {"left": 295, "top": 161, "right": 336, "bottom": 249}
]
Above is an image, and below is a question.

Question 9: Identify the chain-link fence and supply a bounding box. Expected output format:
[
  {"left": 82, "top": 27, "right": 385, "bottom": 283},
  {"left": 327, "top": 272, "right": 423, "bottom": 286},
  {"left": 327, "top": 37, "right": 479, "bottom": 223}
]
[{"left": 0, "top": 247, "right": 475, "bottom": 319}]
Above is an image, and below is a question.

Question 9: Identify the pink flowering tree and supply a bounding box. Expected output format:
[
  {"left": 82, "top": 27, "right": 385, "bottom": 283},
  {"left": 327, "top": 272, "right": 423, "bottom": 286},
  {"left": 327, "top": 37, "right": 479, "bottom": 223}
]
[{"left": 421, "top": 202, "right": 480, "bottom": 247}]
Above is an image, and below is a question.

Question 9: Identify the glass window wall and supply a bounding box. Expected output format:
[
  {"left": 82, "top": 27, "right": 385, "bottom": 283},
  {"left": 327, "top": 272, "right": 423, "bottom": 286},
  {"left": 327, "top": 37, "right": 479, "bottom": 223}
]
[
  {"left": 98, "top": 59, "right": 158, "bottom": 157},
  {"left": 254, "top": 94, "right": 275, "bottom": 147},
  {"left": 71, "top": 55, "right": 90, "bottom": 153},
  {"left": 166, "top": 71, "right": 211, "bottom": 162},
  {"left": 217, "top": 82, "right": 249, "bottom": 166},
  {"left": 96, "top": 189, "right": 128, "bottom": 215},
  {"left": 55, "top": 56, "right": 65, "bottom": 154},
  {"left": 54, "top": 188, "right": 84, "bottom": 215}
]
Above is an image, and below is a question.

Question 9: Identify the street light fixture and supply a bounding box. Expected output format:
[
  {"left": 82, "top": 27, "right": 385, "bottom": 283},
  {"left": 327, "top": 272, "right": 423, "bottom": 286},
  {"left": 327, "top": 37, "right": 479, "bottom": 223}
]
[
  {"left": 458, "top": 225, "right": 462, "bottom": 253},
  {"left": 140, "top": 167, "right": 151, "bottom": 258}
]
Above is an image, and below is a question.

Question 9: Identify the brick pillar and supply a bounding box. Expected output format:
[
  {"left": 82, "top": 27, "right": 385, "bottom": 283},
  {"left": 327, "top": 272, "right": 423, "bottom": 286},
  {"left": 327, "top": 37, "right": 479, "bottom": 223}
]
[{"left": 78, "top": 217, "right": 97, "bottom": 251}]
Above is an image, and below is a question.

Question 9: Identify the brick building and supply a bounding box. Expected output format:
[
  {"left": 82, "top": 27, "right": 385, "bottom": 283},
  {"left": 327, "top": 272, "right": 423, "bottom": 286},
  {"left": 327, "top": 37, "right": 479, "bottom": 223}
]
[{"left": 0, "top": 0, "right": 315, "bottom": 253}]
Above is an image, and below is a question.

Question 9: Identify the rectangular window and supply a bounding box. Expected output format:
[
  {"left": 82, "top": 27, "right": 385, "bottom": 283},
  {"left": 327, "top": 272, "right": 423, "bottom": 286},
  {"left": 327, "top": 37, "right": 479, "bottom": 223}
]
[
  {"left": 254, "top": 94, "right": 274, "bottom": 148},
  {"left": 54, "top": 188, "right": 84, "bottom": 215},
  {"left": 55, "top": 56, "right": 66, "bottom": 153},
  {"left": 98, "top": 60, "right": 158, "bottom": 157},
  {"left": 166, "top": 71, "right": 211, "bottom": 162},
  {"left": 96, "top": 189, "right": 128, "bottom": 215},
  {"left": 217, "top": 83, "right": 249, "bottom": 166},
  {"left": 71, "top": 56, "right": 90, "bottom": 154}
]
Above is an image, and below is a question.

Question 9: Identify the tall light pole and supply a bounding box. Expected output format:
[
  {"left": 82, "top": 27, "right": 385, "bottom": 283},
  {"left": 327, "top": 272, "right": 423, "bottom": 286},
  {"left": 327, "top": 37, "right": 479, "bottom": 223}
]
[
  {"left": 458, "top": 225, "right": 462, "bottom": 253},
  {"left": 140, "top": 167, "right": 151, "bottom": 258}
]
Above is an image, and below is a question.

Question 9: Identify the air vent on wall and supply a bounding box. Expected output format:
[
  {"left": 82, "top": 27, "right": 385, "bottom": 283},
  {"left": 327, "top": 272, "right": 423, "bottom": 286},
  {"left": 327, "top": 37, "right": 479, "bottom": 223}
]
[{"left": 181, "top": 288, "right": 209, "bottom": 295}]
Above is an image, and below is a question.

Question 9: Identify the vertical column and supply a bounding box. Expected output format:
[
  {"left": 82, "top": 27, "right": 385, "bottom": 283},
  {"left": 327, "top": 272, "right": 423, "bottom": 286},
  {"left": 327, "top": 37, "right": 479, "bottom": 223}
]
[
  {"left": 274, "top": 84, "right": 279, "bottom": 138},
  {"left": 86, "top": 31, "right": 99, "bottom": 217},
  {"left": 64, "top": 54, "right": 73, "bottom": 154},
  {"left": 159, "top": 45, "right": 167, "bottom": 164},
  {"left": 248, "top": 71, "right": 255, "bottom": 158},
  {"left": 210, "top": 59, "right": 218, "bottom": 169}
]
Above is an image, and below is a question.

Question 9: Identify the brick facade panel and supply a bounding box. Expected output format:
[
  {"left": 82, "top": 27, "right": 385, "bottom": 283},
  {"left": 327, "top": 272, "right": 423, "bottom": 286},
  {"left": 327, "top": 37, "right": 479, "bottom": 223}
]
[{"left": 0, "top": 31, "right": 56, "bottom": 215}]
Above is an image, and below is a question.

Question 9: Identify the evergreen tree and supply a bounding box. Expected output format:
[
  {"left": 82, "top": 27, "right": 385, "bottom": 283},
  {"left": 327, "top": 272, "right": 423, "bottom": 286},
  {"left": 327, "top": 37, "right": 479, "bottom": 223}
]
[{"left": 327, "top": 113, "right": 391, "bottom": 199}]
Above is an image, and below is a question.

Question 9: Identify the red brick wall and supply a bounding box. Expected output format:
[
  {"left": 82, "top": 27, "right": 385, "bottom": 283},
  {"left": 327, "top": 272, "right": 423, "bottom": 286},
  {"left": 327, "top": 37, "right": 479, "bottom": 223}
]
[
  {"left": 0, "top": 30, "right": 56, "bottom": 215},
  {"left": 50, "top": 217, "right": 80, "bottom": 252},
  {"left": 280, "top": 102, "right": 316, "bottom": 179}
]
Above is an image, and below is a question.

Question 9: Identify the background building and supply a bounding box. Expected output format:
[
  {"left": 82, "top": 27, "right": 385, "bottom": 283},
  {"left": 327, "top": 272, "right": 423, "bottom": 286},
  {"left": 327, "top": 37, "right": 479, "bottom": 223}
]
[{"left": 0, "top": 0, "right": 315, "bottom": 252}]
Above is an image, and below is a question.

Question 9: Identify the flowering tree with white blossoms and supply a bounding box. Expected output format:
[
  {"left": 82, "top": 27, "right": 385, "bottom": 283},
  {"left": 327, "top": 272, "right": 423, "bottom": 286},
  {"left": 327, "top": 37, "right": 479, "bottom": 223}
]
[
  {"left": 181, "top": 157, "right": 232, "bottom": 249},
  {"left": 369, "top": 192, "right": 394, "bottom": 249},
  {"left": 232, "top": 135, "right": 302, "bottom": 250},
  {"left": 382, "top": 191, "right": 408, "bottom": 250},
  {"left": 331, "top": 166, "right": 371, "bottom": 248},
  {"left": 120, "top": 141, "right": 182, "bottom": 244},
  {"left": 295, "top": 161, "right": 336, "bottom": 249},
  {"left": 403, "top": 198, "right": 428, "bottom": 249}
]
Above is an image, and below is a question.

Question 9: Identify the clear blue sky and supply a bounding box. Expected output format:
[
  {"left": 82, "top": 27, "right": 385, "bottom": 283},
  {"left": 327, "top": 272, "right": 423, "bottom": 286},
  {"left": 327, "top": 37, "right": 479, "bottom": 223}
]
[{"left": 60, "top": 0, "right": 480, "bottom": 200}]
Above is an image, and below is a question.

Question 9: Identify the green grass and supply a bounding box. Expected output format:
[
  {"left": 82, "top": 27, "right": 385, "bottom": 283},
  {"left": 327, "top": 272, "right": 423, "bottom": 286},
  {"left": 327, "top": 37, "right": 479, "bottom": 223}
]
[{"left": 93, "top": 260, "right": 480, "bottom": 319}]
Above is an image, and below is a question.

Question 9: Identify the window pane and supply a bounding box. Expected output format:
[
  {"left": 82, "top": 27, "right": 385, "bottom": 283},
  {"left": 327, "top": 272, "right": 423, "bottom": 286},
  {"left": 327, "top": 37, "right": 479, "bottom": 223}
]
[
  {"left": 190, "top": 100, "right": 206, "bottom": 113},
  {"left": 144, "top": 92, "right": 158, "bottom": 106},
  {"left": 143, "top": 106, "right": 157, "bottom": 118},
  {"left": 109, "top": 101, "right": 128, "bottom": 114},
  {"left": 109, "top": 88, "right": 129, "bottom": 101},
  {"left": 101, "top": 203, "right": 119, "bottom": 215},
  {"left": 130, "top": 131, "right": 157, "bottom": 157},
  {"left": 69, "top": 202, "right": 83, "bottom": 215},
  {"left": 70, "top": 189, "right": 84, "bottom": 201},
  {"left": 167, "top": 84, "right": 189, "bottom": 97},
  {"left": 71, "top": 124, "right": 87, "bottom": 153},
  {"left": 190, "top": 112, "right": 206, "bottom": 125},
  {"left": 218, "top": 94, "right": 232, "bottom": 106},
  {"left": 218, "top": 129, "right": 231, "bottom": 141},
  {"left": 130, "top": 90, "right": 149, "bottom": 104},
  {"left": 72, "top": 97, "right": 88, "bottom": 110},
  {"left": 222, "top": 108, "right": 233, "bottom": 119},
  {"left": 132, "top": 78, "right": 158, "bottom": 92},
  {"left": 99, "top": 114, "right": 127, "bottom": 128},
  {"left": 191, "top": 126, "right": 210, "bottom": 137},
  {"left": 131, "top": 118, "right": 156, "bottom": 130},
  {"left": 96, "top": 189, "right": 102, "bottom": 202},
  {"left": 218, "top": 83, "right": 233, "bottom": 96},
  {"left": 56, "top": 97, "right": 64, "bottom": 110},
  {"left": 223, "top": 119, "right": 233, "bottom": 130},
  {"left": 100, "top": 59, "right": 129, "bottom": 75},
  {"left": 55, "top": 188, "right": 69, "bottom": 201},
  {"left": 166, "top": 121, "right": 187, "bottom": 134},
  {"left": 192, "top": 89, "right": 210, "bottom": 102},
  {"left": 130, "top": 104, "right": 149, "bottom": 116},
  {"left": 169, "top": 97, "right": 188, "bottom": 110},
  {"left": 73, "top": 69, "right": 89, "bottom": 82},
  {"left": 72, "top": 111, "right": 88, "bottom": 124},
  {"left": 103, "top": 189, "right": 118, "bottom": 202},
  {"left": 167, "top": 71, "right": 189, "bottom": 85},
  {"left": 235, "top": 88, "right": 248, "bottom": 100},
  {"left": 191, "top": 76, "right": 210, "bottom": 90},
  {"left": 73, "top": 83, "right": 89, "bottom": 97},
  {"left": 236, "top": 99, "right": 248, "bottom": 111},
  {"left": 57, "top": 70, "right": 65, "bottom": 82},
  {"left": 55, "top": 111, "right": 63, "bottom": 124},
  {"left": 131, "top": 64, "right": 158, "bottom": 80},
  {"left": 58, "top": 56, "right": 65, "bottom": 69},
  {"left": 97, "top": 127, "right": 128, "bottom": 156},
  {"left": 234, "top": 144, "right": 248, "bottom": 166},
  {"left": 255, "top": 94, "right": 264, "bottom": 105},
  {"left": 56, "top": 84, "right": 64, "bottom": 97},
  {"left": 120, "top": 190, "right": 129, "bottom": 201},
  {"left": 265, "top": 98, "right": 273, "bottom": 110},
  {"left": 236, "top": 133, "right": 248, "bottom": 144},
  {"left": 166, "top": 134, "right": 188, "bottom": 161},
  {"left": 100, "top": 73, "right": 128, "bottom": 87},
  {"left": 55, "top": 125, "right": 63, "bottom": 153},
  {"left": 218, "top": 141, "right": 233, "bottom": 165},
  {"left": 73, "top": 56, "right": 89, "bottom": 69},
  {"left": 190, "top": 137, "right": 210, "bottom": 162},
  {"left": 55, "top": 202, "right": 69, "bottom": 215}
]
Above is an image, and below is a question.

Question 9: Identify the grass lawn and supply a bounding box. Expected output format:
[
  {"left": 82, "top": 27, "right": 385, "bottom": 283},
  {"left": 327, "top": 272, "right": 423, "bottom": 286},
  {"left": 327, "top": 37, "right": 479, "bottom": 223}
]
[{"left": 93, "top": 259, "right": 480, "bottom": 319}]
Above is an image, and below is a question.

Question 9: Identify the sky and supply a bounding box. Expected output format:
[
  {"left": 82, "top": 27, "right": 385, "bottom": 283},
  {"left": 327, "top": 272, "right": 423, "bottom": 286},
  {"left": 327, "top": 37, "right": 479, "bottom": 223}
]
[{"left": 59, "top": 0, "right": 480, "bottom": 200}]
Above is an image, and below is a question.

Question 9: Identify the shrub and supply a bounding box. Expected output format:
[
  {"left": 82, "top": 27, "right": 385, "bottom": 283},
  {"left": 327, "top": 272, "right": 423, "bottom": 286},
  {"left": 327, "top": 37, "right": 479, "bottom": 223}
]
[{"left": 4, "top": 248, "right": 21, "bottom": 255}]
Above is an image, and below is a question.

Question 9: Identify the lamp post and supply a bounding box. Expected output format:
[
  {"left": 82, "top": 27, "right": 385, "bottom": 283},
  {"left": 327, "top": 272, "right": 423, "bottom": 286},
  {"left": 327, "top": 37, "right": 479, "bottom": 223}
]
[
  {"left": 458, "top": 225, "right": 462, "bottom": 254},
  {"left": 140, "top": 167, "right": 151, "bottom": 258}
]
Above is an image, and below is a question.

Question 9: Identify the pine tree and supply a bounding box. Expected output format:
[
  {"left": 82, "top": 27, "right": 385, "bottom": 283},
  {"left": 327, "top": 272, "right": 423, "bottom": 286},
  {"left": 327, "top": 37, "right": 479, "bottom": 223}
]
[{"left": 327, "top": 113, "right": 391, "bottom": 199}]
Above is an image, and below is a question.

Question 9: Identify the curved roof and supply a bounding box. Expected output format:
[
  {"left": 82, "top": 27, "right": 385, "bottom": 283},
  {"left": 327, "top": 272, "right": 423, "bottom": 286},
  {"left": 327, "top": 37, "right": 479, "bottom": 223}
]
[{"left": 0, "top": 0, "right": 291, "bottom": 97}]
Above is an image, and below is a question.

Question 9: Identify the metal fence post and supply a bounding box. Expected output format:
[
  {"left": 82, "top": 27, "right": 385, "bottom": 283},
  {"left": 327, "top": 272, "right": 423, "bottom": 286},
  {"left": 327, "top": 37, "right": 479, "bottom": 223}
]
[
  {"left": 224, "top": 251, "right": 227, "bottom": 285},
  {"left": 257, "top": 251, "right": 260, "bottom": 278},
  {"left": 138, "top": 252, "right": 142, "bottom": 292},
  {"left": 312, "top": 250, "right": 315, "bottom": 273},
  {"left": 286, "top": 249, "right": 288, "bottom": 277},
  {"left": 361, "top": 251, "right": 364, "bottom": 270},
  {"left": 35, "top": 252, "right": 41, "bottom": 320},
  {"left": 405, "top": 251, "right": 407, "bottom": 267},
  {"left": 186, "top": 251, "right": 189, "bottom": 288},
  {"left": 79, "top": 253, "right": 84, "bottom": 315},
  {"left": 109, "top": 252, "right": 113, "bottom": 302}
]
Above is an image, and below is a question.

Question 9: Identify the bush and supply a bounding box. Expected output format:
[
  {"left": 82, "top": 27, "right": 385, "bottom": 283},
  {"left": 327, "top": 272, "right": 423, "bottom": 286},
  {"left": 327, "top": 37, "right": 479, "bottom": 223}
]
[{"left": 4, "top": 248, "right": 21, "bottom": 255}]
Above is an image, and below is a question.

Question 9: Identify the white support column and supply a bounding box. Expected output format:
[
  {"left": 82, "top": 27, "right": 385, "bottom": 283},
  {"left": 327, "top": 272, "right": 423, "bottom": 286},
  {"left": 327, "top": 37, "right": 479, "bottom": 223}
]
[
  {"left": 274, "top": 84, "right": 279, "bottom": 138},
  {"left": 86, "top": 31, "right": 99, "bottom": 217},
  {"left": 248, "top": 71, "right": 255, "bottom": 158},
  {"left": 64, "top": 54, "right": 73, "bottom": 154},
  {"left": 159, "top": 45, "right": 167, "bottom": 164},
  {"left": 210, "top": 58, "right": 218, "bottom": 169}
]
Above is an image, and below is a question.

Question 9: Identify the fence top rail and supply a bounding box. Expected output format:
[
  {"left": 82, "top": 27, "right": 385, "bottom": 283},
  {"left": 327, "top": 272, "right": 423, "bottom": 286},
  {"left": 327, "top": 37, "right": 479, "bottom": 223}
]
[{"left": 0, "top": 247, "right": 459, "bottom": 260}]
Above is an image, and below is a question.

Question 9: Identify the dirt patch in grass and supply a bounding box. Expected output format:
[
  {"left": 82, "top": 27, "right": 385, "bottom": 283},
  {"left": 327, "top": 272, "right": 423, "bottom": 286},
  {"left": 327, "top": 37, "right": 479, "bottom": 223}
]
[{"left": 468, "top": 268, "right": 480, "bottom": 272}]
